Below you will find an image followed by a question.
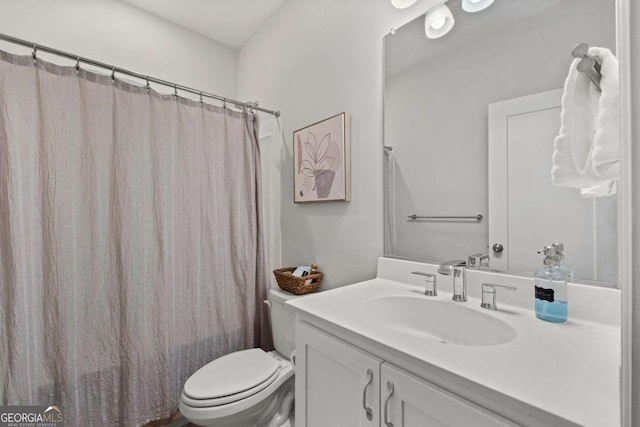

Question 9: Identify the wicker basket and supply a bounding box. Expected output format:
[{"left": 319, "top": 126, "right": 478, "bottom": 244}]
[{"left": 273, "top": 267, "right": 323, "bottom": 295}]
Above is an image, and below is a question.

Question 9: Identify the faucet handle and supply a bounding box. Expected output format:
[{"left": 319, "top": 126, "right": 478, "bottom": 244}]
[
  {"left": 468, "top": 253, "right": 490, "bottom": 270},
  {"left": 411, "top": 271, "right": 437, "bottom": 296},
  {"left": 481, "top": 283, "right": 516, "bottom": 310}
]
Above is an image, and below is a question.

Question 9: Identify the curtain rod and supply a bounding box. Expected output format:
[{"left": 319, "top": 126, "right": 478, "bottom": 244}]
[{"left": 0, "top": 32, "right": 280, "bottom": 118}]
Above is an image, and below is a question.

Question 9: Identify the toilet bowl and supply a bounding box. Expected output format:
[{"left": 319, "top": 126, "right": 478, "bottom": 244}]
[{"left": 179, "top": 289, "right": 302, "bottom": 427}]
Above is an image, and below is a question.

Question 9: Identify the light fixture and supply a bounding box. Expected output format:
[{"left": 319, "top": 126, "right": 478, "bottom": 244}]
[
  {"left": 425, "top": 4, "right": 455, "bottom": 39},
  {"left": 461, "top": 0, "right": 495, "bottom": 13},
  {"left": 391, "top": 0, "right": 418, "bottom": 9}
]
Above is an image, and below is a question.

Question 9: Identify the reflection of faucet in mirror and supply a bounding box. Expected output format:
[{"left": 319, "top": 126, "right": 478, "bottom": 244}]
[
  {"left": 468, "top": 253, "right": 490, "bottom": 270},
  {"left": 438, "top": 260, "right": 467, "bottom": 302}
]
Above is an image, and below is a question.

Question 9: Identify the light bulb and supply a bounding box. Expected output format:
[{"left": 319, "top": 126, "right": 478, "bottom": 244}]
[
  {"left": 425, "top": 4, "right": 455, "bottom": 39},
  {"left": 462, "top": 0, "right": 495, "bottom": 13},
  {"left": 391, "top": 0, "right": 418, "bottom": 9}
]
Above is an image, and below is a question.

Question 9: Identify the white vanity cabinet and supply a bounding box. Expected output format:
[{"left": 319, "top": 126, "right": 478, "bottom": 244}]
[
  {"left": 295, "top": 322, "right": 382, "bottom": 427},
  {"left": 296, "top": 321, "right": 514, "bottom": 427},
  {"left": 381, "top": 363, "right": 516, "bottom": 427}
]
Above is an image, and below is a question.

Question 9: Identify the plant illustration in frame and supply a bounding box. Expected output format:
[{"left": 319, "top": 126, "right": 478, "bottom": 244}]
[{"left": 294, "top": 113, "right": 350, "bottom": 202}]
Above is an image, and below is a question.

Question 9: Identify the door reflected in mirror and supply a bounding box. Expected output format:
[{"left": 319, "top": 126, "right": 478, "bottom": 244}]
[{"left": 383, "top": 0, "right": 618, "bottom": 286}]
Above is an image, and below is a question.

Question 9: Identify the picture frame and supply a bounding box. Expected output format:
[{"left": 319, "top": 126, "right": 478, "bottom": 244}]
[{"left": 293, "top": 112, "right": 351, "bottom": 203}]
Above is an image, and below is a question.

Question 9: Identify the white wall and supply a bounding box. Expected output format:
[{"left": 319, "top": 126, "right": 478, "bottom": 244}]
[
  {"left": 238, "top": 0, "right": 438, "bottom": 289},
  {"left": 385, "top": 0, "right": 616, "bottom": 270},
  {"left": 0, "top": 0, "right": 238, "bottom": 99}
]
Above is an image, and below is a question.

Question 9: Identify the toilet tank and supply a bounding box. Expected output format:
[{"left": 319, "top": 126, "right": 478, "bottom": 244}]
[{"left": 268, "top": 288, "right": 305, "bottom": 358}]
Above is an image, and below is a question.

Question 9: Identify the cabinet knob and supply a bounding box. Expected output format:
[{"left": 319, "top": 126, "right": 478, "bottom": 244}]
[{"left": 492, "top": 243, "right": 504, "bottom": 253}]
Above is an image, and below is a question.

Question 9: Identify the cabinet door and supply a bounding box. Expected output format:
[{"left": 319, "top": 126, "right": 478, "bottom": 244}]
[
  {"left": 381, "top": 363, "right": 518, "bottom": 427},
  {"left": 296, "top": 322, "right": 382, "bottom": 427}
]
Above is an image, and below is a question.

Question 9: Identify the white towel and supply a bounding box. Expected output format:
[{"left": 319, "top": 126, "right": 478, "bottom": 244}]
[{"left": 551, "top": 47, "right": 619, "bottom": 198}]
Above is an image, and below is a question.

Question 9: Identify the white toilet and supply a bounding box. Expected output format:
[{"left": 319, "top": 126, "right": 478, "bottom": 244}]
[{"left": 179, "top": 288, "right": 301, "bottom": 427}]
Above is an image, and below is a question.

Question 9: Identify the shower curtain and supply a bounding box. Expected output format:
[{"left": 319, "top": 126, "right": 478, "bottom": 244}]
[{"left": 0, "top": 51, "right": 271, "bottom": 426}]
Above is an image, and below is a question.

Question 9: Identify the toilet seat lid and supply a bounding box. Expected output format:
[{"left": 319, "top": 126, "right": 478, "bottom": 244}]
[{"left": 183, "top": 348, "right": 280, "bottom": 400}]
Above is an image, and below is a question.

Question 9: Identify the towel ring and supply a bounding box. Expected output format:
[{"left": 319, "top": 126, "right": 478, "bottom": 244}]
[{"left": 571, "top": 42, "right": 602, "bottom": 91}]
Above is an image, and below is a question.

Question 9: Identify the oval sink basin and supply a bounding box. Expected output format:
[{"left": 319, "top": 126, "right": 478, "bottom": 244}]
[{"left": 362, "top": 295, "right": 516, "bottom": 346}]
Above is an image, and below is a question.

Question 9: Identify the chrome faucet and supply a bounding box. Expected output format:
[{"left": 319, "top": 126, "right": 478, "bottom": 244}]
[
  {"left": 438, "top": 260, "right": 467, "bottom": 302},
  {"left": 480, "top": 283, "right": 516, "bottom": 310},
  {"left": 467, "top": 253, "right": 490, "bottom": 270},
  {"left": 411, "top": 271, "right": 437, "bottom": 296}
]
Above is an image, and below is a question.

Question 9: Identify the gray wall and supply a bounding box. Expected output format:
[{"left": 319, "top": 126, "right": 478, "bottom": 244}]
[
  {"left": 385, "top": 0, "right": 615, "bottom": 264},
  {"left": 238, "top": 0, "right": 442, "bottom": 289},
  {"left": 0, "top": 0, "right": 238, "bottom": 99}
]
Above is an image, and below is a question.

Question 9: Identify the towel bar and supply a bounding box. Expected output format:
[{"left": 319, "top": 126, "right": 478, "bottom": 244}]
[{"left": 408, "top": 214, "right": 483, "bottom": 221}]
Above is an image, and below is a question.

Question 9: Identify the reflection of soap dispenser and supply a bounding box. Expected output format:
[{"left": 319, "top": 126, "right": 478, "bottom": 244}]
[
  {"left": 553, "top": 242, "right": 574, "bottom": 283},
  {"left": 534, "top": 243, "right": 571, "bottom": 323}
]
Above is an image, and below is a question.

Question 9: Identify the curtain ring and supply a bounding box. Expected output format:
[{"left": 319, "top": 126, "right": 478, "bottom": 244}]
[
  {"left": 222, "top": 99, "right": 227, "bottom": 109},
  {"left": 75, "top": 56, "right": 81, "bottom": 74},
  {"left": 32, "top": 45, "right": 37, "bottom": 64},
  {"left": 146, "top": 76, "right": 150, "bottom": 93},
  {"left": 174, "top": 84, "right": 178, "bottom": 98},
  {"left": 111, "top": 67, "right": 116, "bottom": 83},
  {"left": 199, "top": 92, "right": 204, "bottom": 106}
]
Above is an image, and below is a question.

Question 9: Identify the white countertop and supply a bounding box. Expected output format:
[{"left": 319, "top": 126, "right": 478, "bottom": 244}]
[{"left": 287, "top": 267, "right": 620, "bottom": 427}]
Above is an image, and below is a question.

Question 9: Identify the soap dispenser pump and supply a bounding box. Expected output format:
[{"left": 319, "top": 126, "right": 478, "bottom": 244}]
[{"left": 534, "top": 243, "right": 571, "bottom": 323}]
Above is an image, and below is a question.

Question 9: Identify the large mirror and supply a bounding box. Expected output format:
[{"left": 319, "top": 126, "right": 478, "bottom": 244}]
[{"left": 384, "top": 0, "right": 618, "bottom": 286}]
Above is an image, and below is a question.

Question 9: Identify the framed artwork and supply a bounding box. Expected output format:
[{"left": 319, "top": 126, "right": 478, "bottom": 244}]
[{"left": 293, "top": 112, "right": 350, "bottom": 203}]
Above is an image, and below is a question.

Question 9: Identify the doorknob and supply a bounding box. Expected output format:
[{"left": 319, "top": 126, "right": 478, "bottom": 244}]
[{"left": 492, "top": 243, "right": 504, "bottom": 253}]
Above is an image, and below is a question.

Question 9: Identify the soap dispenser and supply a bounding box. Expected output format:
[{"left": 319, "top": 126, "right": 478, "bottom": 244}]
[{"left": 534, "top": 243, "right": 571, "bottom": 323}]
